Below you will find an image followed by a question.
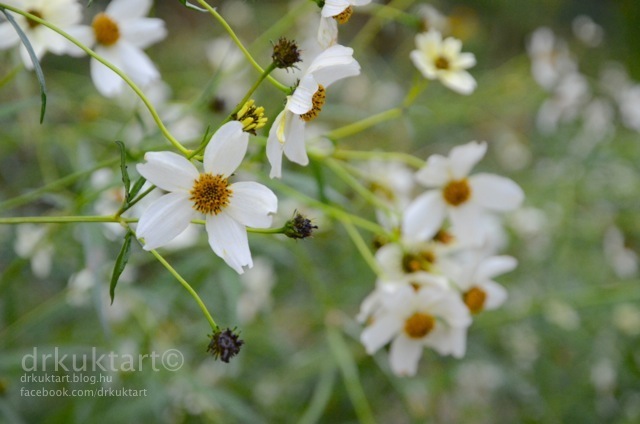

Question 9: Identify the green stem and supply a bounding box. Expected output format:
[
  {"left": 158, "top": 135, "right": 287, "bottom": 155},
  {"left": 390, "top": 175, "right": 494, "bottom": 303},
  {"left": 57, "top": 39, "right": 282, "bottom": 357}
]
[
  {"left": 0, "top": 62, "right": 22, "bottom": 89},
  {"left": 332, "top": 149, "right": 425, "bottom": 168},
  {"left": 195, "top": 0, "right": 289, "bottom": 93},
  {"left": 0, "top": 4, "right": 190, "bottom": 156},
  {"left": 149, "top": 249, "right": 218, "bottom": 331},
  {"left": 0, "top": 215, "right": 135, "bottom": 224},
  {"left": 341, "top": 220, "right": 382, "bottom": 276},
  {"left": 324, "top": 107, "right": 402, "bottom": 140},
  {"left": 116, "top": 185, "right": 156, "bottom": 217}
]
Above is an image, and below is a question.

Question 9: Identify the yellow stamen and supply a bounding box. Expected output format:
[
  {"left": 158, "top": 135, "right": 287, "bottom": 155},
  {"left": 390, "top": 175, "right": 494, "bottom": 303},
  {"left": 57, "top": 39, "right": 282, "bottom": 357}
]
[{"left": 189, "top": 173, "right": 232, "bottom": 215}]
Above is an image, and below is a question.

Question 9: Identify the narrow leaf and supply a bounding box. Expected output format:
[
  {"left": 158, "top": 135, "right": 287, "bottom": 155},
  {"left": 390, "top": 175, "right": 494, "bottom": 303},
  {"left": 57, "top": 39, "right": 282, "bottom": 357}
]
[
  {"left": 177, "top": 0, "right": 208, "bottom": 12},
  {"left": 115, "top": 141, "right": 131, "bottom": 202},
  {"left": 128, "top": 176, "right": 147, "bottom": 201},
  {"left": 1, "top": 9, "right": 47, "bottom": 123},
  {"left": 110, "top": 232, "right": 132, "bottom": 304}
]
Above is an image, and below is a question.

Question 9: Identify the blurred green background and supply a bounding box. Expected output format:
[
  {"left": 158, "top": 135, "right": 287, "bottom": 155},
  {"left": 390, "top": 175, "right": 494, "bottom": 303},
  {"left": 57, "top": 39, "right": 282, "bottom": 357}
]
[{"left": 1, "top": 0, "right": 640, "bottom": 423}]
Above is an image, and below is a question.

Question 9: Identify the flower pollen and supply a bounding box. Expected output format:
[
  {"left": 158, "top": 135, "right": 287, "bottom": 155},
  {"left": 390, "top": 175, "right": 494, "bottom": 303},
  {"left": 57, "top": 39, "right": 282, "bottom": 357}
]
[
  {"left": 463, "top": 286, "right": 487, "bottom": 314},
  {"left": 190, "top": 173, "right": 232, "bottom": 215},
  {"left": 92, "top": 13, "right": 120, "bottom": 46},
  {"left": 404, "top": 312, "right": 436, "bottom": 338},
  {"left": 26, "top": 9, "right": 43, "bottom": 29},
  {"left": 300, "top": 85, "right": 326, "bottom": 122},
  {"left": 435, "top": 55, "right": 450, "bottom": 70},
  {"left": 443, "top": 179, "right": 471, "bottom": 206},
  {"left": 333, "top": 6, "right": 354, "bottom": 24},
  {"left": 234, "top": 100, "right": 268, "bottom": 135}
]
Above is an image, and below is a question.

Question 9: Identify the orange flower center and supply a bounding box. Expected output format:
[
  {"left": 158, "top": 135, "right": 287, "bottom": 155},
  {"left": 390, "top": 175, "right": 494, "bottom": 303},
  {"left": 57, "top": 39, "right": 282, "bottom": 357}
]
[
  {"left": 300, "top": 85, "right": 326, "bottom": 122},
  {"left": 26, "top": 9, "right": 43, "bottom": 29},
  {"left": 333, "top": 6, "right": 353, "bottom": 24},
  {"left": 463, "top": 286, "right": 487, "bottom": 314},
  {"left": 92, "top": 13, "right": 120, "bottom": 46},
  {"left": 189, "top": 173, "right": 232, "bottom": 215},
  {"left": 435, "top": 56, "right": 450, "bottom": 70},
  {"left": 404, "top": 312, "right": 436, "bottom": 338},
  {"left": 443, "top": 179, "right": 471, "bottom": 206}
]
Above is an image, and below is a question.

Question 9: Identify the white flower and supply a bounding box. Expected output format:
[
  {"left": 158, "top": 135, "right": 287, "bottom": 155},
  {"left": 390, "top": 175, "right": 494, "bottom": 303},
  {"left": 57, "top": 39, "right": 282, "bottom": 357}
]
[
  {"left": 603, "top": 226, "right": 638, "bottom": 278},
  {"left": 317, "top": 0, "right": 371, "bottom": 49},
  {"left": 360, "top": 284, "right": 471, "bottom": 376},
  {"left": 14, "top": 224, "right": 53, "bottom": 279},
  {"left": 136, "top": 121, "right": 278, "bottom": 274},
  {"left": 267, "top": 44, "right": 360, "bottom": 178},
  {"left": 410, "top": 30, "right": 476, "bottom": 95},
  {"left": 68, "top": 0, "right": 166, "bottom": 97},
  {"left": 0, "top": 0, "right": 84, "bottom": 68},
  {"left": 527, "top": 27, "right": 577, "bottom": 91},
  {"left": 402, "top": 141, "right": 524, "bottom": 245},
  {"left": 443, "top": 252, "right": 516, "bottom": 314}
]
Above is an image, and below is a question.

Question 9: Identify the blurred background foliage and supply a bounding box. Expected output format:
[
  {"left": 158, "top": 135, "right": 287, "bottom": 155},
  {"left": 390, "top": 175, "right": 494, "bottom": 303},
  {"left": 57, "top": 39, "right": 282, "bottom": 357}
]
[{"left": 1, "top": 0, "right": 640, "bottom": 423}]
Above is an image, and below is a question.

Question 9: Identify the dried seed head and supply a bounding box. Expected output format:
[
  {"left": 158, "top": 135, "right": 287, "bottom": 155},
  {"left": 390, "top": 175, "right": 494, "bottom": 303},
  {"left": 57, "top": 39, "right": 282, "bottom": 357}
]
[
  {"left": 272, "top": 37, "right": 302, "bottom": 70},
  {"left": 207, "top": 328, "right": 244, "bottom": 363}
]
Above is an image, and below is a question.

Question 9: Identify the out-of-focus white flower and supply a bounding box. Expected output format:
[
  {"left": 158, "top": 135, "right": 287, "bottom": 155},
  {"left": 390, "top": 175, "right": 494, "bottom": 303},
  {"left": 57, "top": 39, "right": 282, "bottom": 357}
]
[
  {"left": 68, "top": 0, "right": 167, "bottom": 97},
  {"left": 416, "top": 4, "right": 450, "bottom": 35},
  {"left": 603, "top": 226, "right": 638, "bottom": 278},
  {"left": 402, "top": 141, "right": 524, "bottom": 245},
  {"left": 317, "top": 0, "right": 371, "bottom": 49},
  {"left": 536, "top": 72, "right": 591, "bottom": 134},
  {"left": 572, "top": 15, "right": 604, "bottom": 48},
  {"left": 527, "top": 27, "right": 577, "bottom": 91},
  {"left": 136, "top": 121, "right": 278, "bottom": 274},
  {"left": 543, "top": 299, "right": 580, "bottom": 331},
  {"left": 0, "top": 0, "right": 85, "bottom": 68},
  {"left": 66, "top": 268, "right": 96, "bottom": 307},
  {"left": 14, "top": 224, "right": 54, "bottom": 279},
  {"left": 618, "top": 85, "right": 640, "bottom": 133},
  {"left": 612, "top": 303, "right": 640, "bottom": 336},
  {"left": 590, "top": 358, "right": 616, "bottom": 393},
  {"left": 267, "top": 44, "right": 360, "bottom": 178},
  {"left": 360, "top": 284, "right": 471, "bottom": 376},
  {"left": 237, "top": 257, "right": 276, "bottom": 323},
  {"left": 410, "top": 30, "right": 476, "bottom": 95}
]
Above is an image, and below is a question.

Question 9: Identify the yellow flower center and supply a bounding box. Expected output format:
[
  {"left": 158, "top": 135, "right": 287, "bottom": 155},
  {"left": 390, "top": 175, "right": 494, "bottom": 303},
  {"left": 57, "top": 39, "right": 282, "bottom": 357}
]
[
  {"left": 433, "top": 229, "right": 455, "bottom": 244},
  {"left": 300, "top": 85, "right": 326, "bottom": 122},
  {"left": 189, "top": 173, "right": 232, "bottom": 215},
  {"left": 26, "top": 9, "right": 43, "bottom": 29},
  {"left": 402, "top": 250, "right": 436, "bottom": 273},
  {"left": 443, "top": 179, "right": 471, "bottom": 206},
  {"left": 92, "top": 13, "right": 120, "bottom": 46},
  {"left": 463, "top": 286, "right": 487, "bottom": 314},
  {"left": 435, "top": 56, "right": 450, "bottom": 70},
  {"left": 404, "top": 312, "right": 436, "bottom": 338},
  {"left": 333, "top": 6, "right": 353, "bottom": 24}
]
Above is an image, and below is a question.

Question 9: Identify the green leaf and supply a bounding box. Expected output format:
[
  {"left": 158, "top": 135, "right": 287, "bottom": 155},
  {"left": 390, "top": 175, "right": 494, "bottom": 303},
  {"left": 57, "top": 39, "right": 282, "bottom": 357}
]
[
  {"left": 1, "top": 8, "right": 47, "bottom": 123},
  {"left": 110, "top": 232, "right": 133, "bottom": 305},
  {"left": 115, "top": 141, "right": 131, "bottom": 202},
  {"left": 128, "top": 176, "right": 147, "bottom": 201},
  {"left": 177, "top": 0, "right": 208, "bottom": 12}
]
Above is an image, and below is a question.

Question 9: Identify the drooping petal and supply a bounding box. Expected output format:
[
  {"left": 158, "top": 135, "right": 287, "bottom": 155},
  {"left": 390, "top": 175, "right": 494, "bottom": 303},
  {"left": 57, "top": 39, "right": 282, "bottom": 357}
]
[
  {"left": 226, "top": 182, "right": 278, "bottom": 229},
  {"left": 120, "top": 18, "right": 167, "bottom": 49},
  {"left": 476, "top": 255, "right": 518, "bottom": 281},
  {"left": 449, "top": 141, "right": 486, "bottom": 179},
  {"left": 283, "top": 116, "right": 308, "bottom": 166},
  {"left": 106, "top": 0, "right": 152, "bottom": 22},
  {"left": 469, "top": 173, "right": 524, "bottom": 211},
  {"left": 91, "top": 49, "right": 125, "bottom": 97},
  {"left": 136, "top": 192, "right": 195, "bottom": 250},
  {"left": 206, "top": 212, "right": 252, "bottom": 274},
  {"left": 266, "top": 111, "right": 286, "bottom": 179},
  {"left": 317, "top": 17, "right": 338, "bottom": 49},
  {"left": 136, "top": 151, "right": 199, "bottom": 193},
  {"left": 306, "top": 44, "right": 360, "bottom": 87},
  {"left": 402, "top": 191, "right": 446, "bottom": 242},
  {"left": 360, "top": 314, "right": 402, "bottom": 354},
  {"left": 203, "top": 121, "right": 248, "bottom": 177},
  {"left": 389, "top": 335, "right": 423, "bottom": 377},
  {"left": 482, "top": 280, "right": 508, "bottom": 310},
  {"left": 287, "top": 74, "right": 317, "bottom": 115},
  {"left": 415, "top": 154, "right": 449, "bottom": 188}
]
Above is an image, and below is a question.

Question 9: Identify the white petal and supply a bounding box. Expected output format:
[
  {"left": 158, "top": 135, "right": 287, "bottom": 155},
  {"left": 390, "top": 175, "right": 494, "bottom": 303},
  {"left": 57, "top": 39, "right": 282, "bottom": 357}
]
[
  {"left": 410, "top": 50, "right": 437, "bottom": 80},
  {"left": 206, "top": 212, "right": 252, "bottom": 274},
  {"left": 283, "top": 116, "right": 308, "bottom": 166},
  {"left": 317, "top": 17, "right": 338, "bottom": 49},
  {"left": 452, "top": 52, "right": 476, "bottom": 69},
  {"left": 64, "top": 26, "right": 95, "bottom": 56},
  {"left": 441, "top": 37, "right": 462, "bottom": 58},
  {"left": 266, "top": 111, "right": 286, "bottom": 179},
  {"left": 449, "top": 141, "right": 486, "bottom": 179},
  {"left": 415, "top": 154, "right": 449, "bottom": 188},
  {"left": 91, "top": 50, "right": 124, "bottom": 97},
  {"left": 446, "top": 327, "right": 468, "bottom": 358},
  {"left": 402, "top": 191, "right": 446, "bottom": 242},
  {"left": 482, "top": 280, "right": 508, "bottom": 310},
  {"left": 226, "top": 182, "right": 278, "bottom": 228},
  {"left": 203, "top": 121, "right": 248, "bottom": 177},
  {"left": 106, "top": 0, "right": 152, "bottom": 22},
  {"left": 439, "top": 70, "right": 477, "bottom": 95},
  {"left": 287, "top": 74, "right": 317, "bottom": 115},
  {"left": 118, "top": 41, "right": 160, "bottom": 87},
  {"left": 389, "top": 335, "right": 423, "bottom": 377},
  {"left": 469, "top": 173, "right": 524, "bottom": 211},
  {"left": 476, "top": 255, "right": 517, "bottom": 281},
  {"left": 360, "top": 314, "right": 402, "bottom": 354},
  {"left": 136, "top": 151, "right": 199, "bottom": 192},
  {"left": 322, "top": 0, "right": 350, "bottom": 17},
  {"left": 120, "top": 18, "right": 167, "bottom": 49},
  {"left": 449, "top": 202, "right": 483, "bottom": 246},
  {"left": 422, "top": 325, "right": 453, "bottom": 356},
  {"left": 307, "top": 44, "right": 360, "bottom": 87},
  {"left": 137, "top": 192, "right": 195, "bottom": 250}
]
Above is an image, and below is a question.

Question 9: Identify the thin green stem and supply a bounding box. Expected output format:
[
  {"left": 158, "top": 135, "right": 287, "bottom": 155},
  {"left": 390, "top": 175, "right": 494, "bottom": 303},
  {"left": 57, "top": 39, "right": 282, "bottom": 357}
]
[
  {"left": 116, "top": 185, "right": 156, "bottom": 217},
  {"left": 148, "top": 249, "right": 218, "bottom": 331},
  {"left": 0, "top": 4, "right": 190, "bottom": 156},
  {"left": 341, "top": 220, "right": 382, "bottom": 276},
  {"left": 195, "top": 0, "right": 289, "bottom": 93},
  {"left": 0, "top": 215, "right": 135, "bottom": 224},
  {"left": 332, "top": 149, "right": 425, "bottom": 168},
  {"left": 324, "top": 107, "right": 402, "bottom": 140}
]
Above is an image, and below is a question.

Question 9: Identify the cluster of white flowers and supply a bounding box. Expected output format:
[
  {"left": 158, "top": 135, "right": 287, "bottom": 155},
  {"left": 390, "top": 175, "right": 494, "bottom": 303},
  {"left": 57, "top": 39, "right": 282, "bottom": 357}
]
[
  {"left": 0, "top": 0, "right": 165, "bottom": 97},
  {"left": 358, "top": 141, "right": 524, "bottom": 376}
]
